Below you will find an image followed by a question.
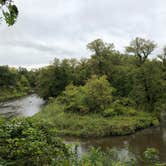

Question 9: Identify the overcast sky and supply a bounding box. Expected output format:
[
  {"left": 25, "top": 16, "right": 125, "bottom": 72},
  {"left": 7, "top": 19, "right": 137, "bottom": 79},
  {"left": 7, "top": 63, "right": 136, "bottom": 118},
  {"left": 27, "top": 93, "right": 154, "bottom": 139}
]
[{"left": 0, "top": 0, "right": 166, "bottom": 68}]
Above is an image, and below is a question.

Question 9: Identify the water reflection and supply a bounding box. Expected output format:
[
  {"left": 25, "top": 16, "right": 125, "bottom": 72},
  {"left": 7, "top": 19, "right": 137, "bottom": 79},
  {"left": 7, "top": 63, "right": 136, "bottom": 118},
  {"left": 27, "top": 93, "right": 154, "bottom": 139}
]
[
  {"left": 65, "top": 124, "right": 166, "bottom": 164},
  {"left": 0, "top": 94, "right": 44, "bottom": 118}
]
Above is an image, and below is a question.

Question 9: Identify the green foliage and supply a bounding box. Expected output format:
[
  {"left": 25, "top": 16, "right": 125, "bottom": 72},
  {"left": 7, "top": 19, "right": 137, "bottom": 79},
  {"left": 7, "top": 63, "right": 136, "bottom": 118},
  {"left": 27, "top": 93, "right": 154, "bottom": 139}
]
[
  {"left": 0, "top": 118, "right": 164, "bottom": 165},
  {"left": 0, "top": 0, "right": 18, "bottom": 26},
  {"left": 57, "top": 75, "right": 114, "bottom": 113},
  {"left": 103, "top": 108, "right": 117, "bottom": 117},
  {"left": 0, "top": 118, "right": 70, "bottom": 165},
  {"left": 130, "top": 61, "right": 165, "bottom": 112},
  {"left": 126, "top": 37, "right": 156, "bottom": 65},
  {"left": 79, "top": 147, "right": 137, "bottom": 166},
  {"left": 143, "top": 148, "right": 160, "bottom": 165},
  {"left": 0, "top": 66, "right": 34, "bottom": 102},
  {"left": 0, "top": 66, "right": 17, "bottom": 87},
  {"left": 35, "top": 38, "right": 166, "bottom": 115},
  {"left": 102, "top": 106, "right": 137, "bottom": 117},
  {"left": 32, "top": 102, "right": 159, "bottom": 137},
  {"left": 114, "top": 97, "right": 136, "bottom": 107},
  {"left": 108, "top": 100, "right": 137, "bottom": 116},
  {"left": 83, "top": 75, "right": 114, "bottom": 112},
  {"left": 19, "top": 75, "right": 30, "bottom": 92},
  {"left": 57, "top": 84, "right": 89, "bottom": 113},
  {"left": 36, "top": 59, "right": 75, "bottom": 99}
]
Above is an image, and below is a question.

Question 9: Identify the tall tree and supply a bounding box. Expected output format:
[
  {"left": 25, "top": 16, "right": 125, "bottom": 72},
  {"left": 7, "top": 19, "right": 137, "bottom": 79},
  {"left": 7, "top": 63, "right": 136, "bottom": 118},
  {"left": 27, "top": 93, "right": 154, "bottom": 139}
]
[
  {"left": 158, "top": 47, "right": 166, "bottom": 70},
  {"left": 87, "top": 39, "right": 115, "bottom": 75},
  {"left": 87, "top": 39, "right": 114, "bottom": 57},
  {"left": 126, "top": 37, "right": 156, "bottom": 66}
]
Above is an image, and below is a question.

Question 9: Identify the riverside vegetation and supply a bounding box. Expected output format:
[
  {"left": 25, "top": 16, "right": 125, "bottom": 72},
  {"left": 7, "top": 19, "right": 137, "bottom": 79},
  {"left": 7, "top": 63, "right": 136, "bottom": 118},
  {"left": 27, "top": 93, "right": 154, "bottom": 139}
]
[
  {"left": 33, "top": 37, "right": 166, "bottom": 137},
  {"left": 32, "top": 76, "right": 159, "bottom": 137},
  {"left": 0, "top": 66, "right": 36, "bottom": 102},
  {"left": 0, "top": 118, "right": 165, "bottom": 166},
  {"left": 0, "top": 37, "right": 166, "bottom": 165}
]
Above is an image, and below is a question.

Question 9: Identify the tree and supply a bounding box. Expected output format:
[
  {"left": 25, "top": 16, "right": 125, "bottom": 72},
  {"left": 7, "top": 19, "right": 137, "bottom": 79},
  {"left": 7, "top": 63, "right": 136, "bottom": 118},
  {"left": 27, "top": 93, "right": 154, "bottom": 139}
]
[
  {"left": 87, "top": 39, "right": 114, "bottom": 57},
  {"left": 87, "top": 39, "right": 115, "bottom": 75},
  {"left": 84, "top": 75, "right": 114, "bottom": 112},
  {"left": 158, "top": 46, "right": 166, "bottom": 69},
  {"left": 36, "top": 58, "right": 74, "bottom": 99},
  {"left": 130, "top": 61, "right": 163, "bottom": 112},
  {"left": 0, "top": 0, "right": 18, "bottom": 26},
  {"left": 73, "top": 58, "right": 92, "bottom": 85},
  {"left": 126, "top": 37, "right": 156, "bottom": 66},
  {"left": 0, "top": 66, "right": 17, "bottom": 88}
]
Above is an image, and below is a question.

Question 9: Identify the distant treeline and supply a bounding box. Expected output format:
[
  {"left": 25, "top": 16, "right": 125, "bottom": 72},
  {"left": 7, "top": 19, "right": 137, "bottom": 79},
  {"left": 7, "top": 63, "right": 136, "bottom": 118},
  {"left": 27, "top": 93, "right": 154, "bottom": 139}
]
[
  {"left": 35, "top": 37, "right": 166, "bottom": 113},
  {"left": 0, "top": 66, "right": 36, "bottom": 101},
  {"left": 1, "top": 37, "right": 166, "bottom": 113}
]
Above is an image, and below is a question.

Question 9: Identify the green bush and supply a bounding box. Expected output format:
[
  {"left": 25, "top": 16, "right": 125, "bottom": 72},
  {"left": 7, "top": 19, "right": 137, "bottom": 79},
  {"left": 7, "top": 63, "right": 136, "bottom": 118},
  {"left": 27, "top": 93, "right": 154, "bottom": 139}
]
[
  {"left": 103, "top": 102, "right": 137, "bottom": 117},
  {"left": 58, "top": 75, "right": 114, "bottom": 113},
  {"left": 143, "top": 148, "right": 160, "bottom": 165},
  {"left": 83, "top": 75, "right": 114, "bottom": 112},
  {"left": 115, "top": 97, "right": 136, "bottom": 107},
  {"left": 57, "top": 84, "right": 89, "bottom": 113},
  {"left": 0, "top": 118, "right": 70, "bottom": 165},
  {"left": 127, "top": 108, "right": 137, "bottom": 116},
  {"left": 102, "top": 108, "right": 117, "bottom": 117}
]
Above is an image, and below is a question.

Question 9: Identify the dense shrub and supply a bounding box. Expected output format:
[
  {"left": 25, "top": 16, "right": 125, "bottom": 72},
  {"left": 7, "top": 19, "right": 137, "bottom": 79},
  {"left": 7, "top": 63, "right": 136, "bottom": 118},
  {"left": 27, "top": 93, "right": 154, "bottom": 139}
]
[
  {"left": 103, "top": 105, "right": 137, "bottom": 117},
  {"left": 143, "top": 148, "right": 160, "bottom": 165},
  {"left": 57, "top": 75, "right": 114, "bottom": 113},
  {"left": 0, "top": 118, "right": 70, "bottom": 165},
  {"left": 114, "top": 97, "right": 136, "bottom": 107},
  {"left": 0, "top": 66, "right": 32, "bottom": 102},
  {"left": 83, "top": 75, "right": 114, "bottom": 112},
  {"left": 102, "top": 98, "right": 137, "bottom": 117},
  {"left": 57, "top": 84, "right": 89, "bottom": 113}
]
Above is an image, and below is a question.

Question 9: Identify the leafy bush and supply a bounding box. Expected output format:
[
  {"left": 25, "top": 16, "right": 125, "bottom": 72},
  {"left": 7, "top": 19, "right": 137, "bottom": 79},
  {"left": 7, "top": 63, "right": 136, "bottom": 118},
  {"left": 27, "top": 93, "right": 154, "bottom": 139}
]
[
  {"left": 58, "top": 75, "right": 114, "bottom": 113},
  {"left": 102, "top": 108, "right": 117, "bottom": 117},
  {"left": 57, "top": 84, "right": 89, "bottom": 113},
  {"left": 103, "top": 101, "right": 137, "bottom": 117},
  {"left": 127, "top": 108, "right": 137, "bottom": 116},
  {"left": 143, "top": 148, "right": 160, "bottom": 165},
  {"left": 0, "top": 118, "right": 70, "bottom": 165},
  {"left": 114, "top": 97, "right": 136, "bottom": 107},
  {"left": 83, "top": 75, "right": 114, "bottom": 112}
]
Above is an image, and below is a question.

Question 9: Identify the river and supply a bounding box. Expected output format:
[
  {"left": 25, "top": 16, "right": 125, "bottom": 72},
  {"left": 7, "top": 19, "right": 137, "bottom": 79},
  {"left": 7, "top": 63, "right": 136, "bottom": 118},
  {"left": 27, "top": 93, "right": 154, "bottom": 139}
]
[
  {"left": 0, "top": 94, "right": 44, "bottom": 118},
  {"left": 0, "top": 94, "right": 166, "bottom": 164}
]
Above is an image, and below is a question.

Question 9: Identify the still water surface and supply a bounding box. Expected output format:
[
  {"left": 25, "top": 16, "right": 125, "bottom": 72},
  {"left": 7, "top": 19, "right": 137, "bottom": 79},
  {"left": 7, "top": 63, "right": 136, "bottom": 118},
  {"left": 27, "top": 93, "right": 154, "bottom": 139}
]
[
  {"left": 0, "top": 94, "right": 44, "bottom": 118},
  {"left": 0, "top": 95, "right": 166, "bottom": 164}
]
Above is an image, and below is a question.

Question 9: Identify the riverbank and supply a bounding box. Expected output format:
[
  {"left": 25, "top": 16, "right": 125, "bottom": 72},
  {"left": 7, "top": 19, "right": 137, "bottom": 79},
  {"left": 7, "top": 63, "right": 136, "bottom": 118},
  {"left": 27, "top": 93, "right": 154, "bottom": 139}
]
[
  {"left": 0, "top": 88, "right": 35, "bottom": 103},
  {"left": 0, "top": 118, "right": 164, "bottom": 166},
  {"left": 31, "top": 102, "right": 159, "bottom": 137},
  {"left": 0, "top": 89, "right": 28, "bottom": 103}
]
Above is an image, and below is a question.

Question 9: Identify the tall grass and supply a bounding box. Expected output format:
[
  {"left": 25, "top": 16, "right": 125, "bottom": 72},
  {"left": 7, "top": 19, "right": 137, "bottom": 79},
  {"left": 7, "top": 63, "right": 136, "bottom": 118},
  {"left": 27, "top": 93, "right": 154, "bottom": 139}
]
[{"left": 31, "top": 102, "right": 159, "bottom": 137}]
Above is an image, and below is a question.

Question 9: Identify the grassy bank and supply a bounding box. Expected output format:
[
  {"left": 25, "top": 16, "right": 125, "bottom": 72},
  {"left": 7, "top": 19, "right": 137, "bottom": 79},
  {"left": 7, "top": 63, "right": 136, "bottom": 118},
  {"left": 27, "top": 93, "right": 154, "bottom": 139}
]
[
  {"left": 0, "top": 89, "right": 28, "bottom": 102},
  {"left": 31, "top": 102, "right": 159, "bottom": 137}
]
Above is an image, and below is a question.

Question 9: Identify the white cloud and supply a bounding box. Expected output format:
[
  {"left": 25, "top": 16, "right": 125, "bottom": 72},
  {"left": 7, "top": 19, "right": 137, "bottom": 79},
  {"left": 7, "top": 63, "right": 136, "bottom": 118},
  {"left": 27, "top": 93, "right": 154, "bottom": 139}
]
[{"left": 0, "top": 0, "right": 166, "bottom": 68}]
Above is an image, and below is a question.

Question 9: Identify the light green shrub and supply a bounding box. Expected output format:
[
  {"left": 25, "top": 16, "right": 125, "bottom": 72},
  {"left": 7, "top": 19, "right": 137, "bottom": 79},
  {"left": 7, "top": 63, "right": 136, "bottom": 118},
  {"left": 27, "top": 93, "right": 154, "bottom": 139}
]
[
  {"left": 103, "top": 102, "right": 137, "bottom": 117},
  {"left": 58, "top": 75, "right": 114, "bottom": 113},
  {"left": 83, "top": 75, "right": 114, "bottom": 112}
]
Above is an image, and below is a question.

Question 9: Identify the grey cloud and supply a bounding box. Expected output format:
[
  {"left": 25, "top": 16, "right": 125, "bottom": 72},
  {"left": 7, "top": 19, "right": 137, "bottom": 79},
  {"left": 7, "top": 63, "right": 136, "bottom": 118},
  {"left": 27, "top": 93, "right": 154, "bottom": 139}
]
[{"left": 0, "top": 0, "right": 166, "bottom": 67}]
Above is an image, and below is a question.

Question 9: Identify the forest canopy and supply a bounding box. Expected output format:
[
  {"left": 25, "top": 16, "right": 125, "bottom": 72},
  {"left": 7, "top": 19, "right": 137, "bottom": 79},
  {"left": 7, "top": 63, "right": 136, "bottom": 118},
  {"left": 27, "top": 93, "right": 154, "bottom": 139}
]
[{"left": 35, "top": 37, "right": 166, "bottom": 115}]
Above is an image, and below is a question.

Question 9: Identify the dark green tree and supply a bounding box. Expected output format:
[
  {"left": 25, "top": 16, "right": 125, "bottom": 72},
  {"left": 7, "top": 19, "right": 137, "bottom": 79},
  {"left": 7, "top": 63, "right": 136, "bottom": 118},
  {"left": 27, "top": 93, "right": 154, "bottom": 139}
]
[
  {"left": 87, "top": 39, "right": 115, "bottom": 75},
  {"left": 126, "top": 37, "right": 156, "bottom": 66}
]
